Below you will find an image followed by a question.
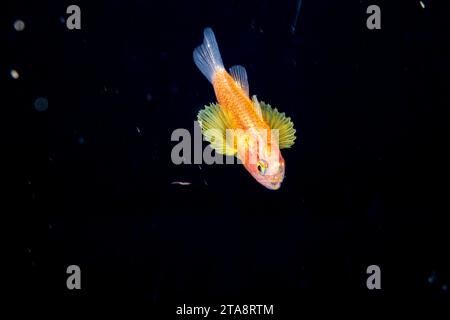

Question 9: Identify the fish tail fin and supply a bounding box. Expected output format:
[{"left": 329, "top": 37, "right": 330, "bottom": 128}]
[{"left": 193, "top": 28, "right": 224, "bottom": 83}]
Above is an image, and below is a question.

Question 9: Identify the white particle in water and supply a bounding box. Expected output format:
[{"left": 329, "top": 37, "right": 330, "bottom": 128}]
[
  {"left": 34, "top": 97, "right": 48, "bottom": 112},
  {"left": 171, "top": 181, "right": 192, "bottom": 186},
  {"left": 14, "top": 20, "right": 25, "bottom": 31},
  {"left": 10, "top": 69, "right": 20, "bottom": 79},
  {"left": 428, "top": 270, "right": 437, "bottom": 284}
]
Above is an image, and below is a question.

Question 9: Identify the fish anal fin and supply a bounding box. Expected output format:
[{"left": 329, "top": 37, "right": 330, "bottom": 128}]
[
  {"left": 229, "top": 65, "right": 249, "bottom": 97},
  {"left": 197, "top": 103, "right": 237, "bottom": 156},
  {"left": 260, "top": 101, "right": 296, "bottom": 149}
]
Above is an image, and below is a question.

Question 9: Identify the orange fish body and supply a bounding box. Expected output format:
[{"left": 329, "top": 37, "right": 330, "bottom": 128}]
[
  {"left": 193, "top": 28, "right": 296, "bottom": 190},
  {"left": 212, "top": 70, "right": 268, "bottom": 130}
]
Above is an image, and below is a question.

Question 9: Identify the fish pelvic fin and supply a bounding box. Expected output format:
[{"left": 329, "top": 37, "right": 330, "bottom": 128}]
[{"left": 193, "top": 28, "right": 224, "bottom": 83}]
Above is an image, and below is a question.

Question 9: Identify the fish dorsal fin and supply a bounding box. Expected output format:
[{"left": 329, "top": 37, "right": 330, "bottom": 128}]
[
  {"left": 197, "top": 103, "right": 237, "bottom": 155},
  {"left": 260, "top": 101, "right": 296, "bottom": 149},
  {"left": 229, "top": 65, "right": 249, "bottom": 97},
  {"left": 251, "top": 95, "right": 263, "bottom": 119}
]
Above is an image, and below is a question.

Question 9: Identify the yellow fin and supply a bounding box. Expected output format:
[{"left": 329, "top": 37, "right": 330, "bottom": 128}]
[
  {"left": 260, "top": 100, "right": 296, "bottom": 149},
  {"left": 197, "top": 103, "right": 237, "bottom": 155}
]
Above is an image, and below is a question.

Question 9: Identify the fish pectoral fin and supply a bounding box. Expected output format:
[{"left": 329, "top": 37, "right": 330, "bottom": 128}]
[
  {"left": 197, "top": 103, "right": 238, "bottom": 156},
  {"left": 229, "top": 65, "right": 249, "bottom": 97},
  {"left": 260, "top": 101, "right": 297, "bottom": 149}
]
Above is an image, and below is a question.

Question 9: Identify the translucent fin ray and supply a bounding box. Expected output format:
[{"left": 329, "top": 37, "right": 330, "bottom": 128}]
[
  {"left": 197, "top": 103, "right": 237, "bottom": 155},
  {"left": 229, "top": 65, "right": 249, "bottom": 97},
  {"left": 193, "top": 28, "right": 224, "bottom": 83},
  {"left": 251, "top": 95, "right": 263, "bottom": 119},
  {"left": 260, "top": 101, "right": 296, "bottom": 149}
]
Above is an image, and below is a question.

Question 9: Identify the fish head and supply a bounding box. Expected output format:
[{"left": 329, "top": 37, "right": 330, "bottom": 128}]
[{"left": 243, "top": 139, "right": 286, "bottom": 190}]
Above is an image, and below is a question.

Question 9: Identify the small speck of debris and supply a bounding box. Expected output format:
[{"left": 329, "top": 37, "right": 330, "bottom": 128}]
[
  {"left": 14, "top": 20, "right": 25, "bottom": 31},
  {"left": 419, "top": 1, "right": 425, "bottom": 9},
  {"left": 428, "top": 270, "right": 437, "bottom": 284},
  {"left": 171, "top": 181, "right": 192, "bottom": 186},
  {"left": 10, "top": 69, "right": 20, "bottom": 79},
  {"left": 203, "top": 179, "right": 208, "bottom": 186},
  {"left": 198, "top": 165, "right": 202, "bottom": 170},
  {"left": 136, "top": 127, "right": 141, "bottom": 133},
  {"left": 34, "top": 97, "right": 48, "bottom": 112}
]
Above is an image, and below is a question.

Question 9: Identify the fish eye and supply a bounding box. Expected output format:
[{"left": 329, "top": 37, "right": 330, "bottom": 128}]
[{"left": 257, "top": 160, "right": 268, "bottom": 175}]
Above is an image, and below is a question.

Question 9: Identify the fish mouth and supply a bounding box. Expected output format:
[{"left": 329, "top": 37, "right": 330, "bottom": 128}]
[
  {"left": 268, "top": 181, "right": 281, "bottom": 190},
  {"left": 264, "top": 170, "right": 285, "bottom": 190}
]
